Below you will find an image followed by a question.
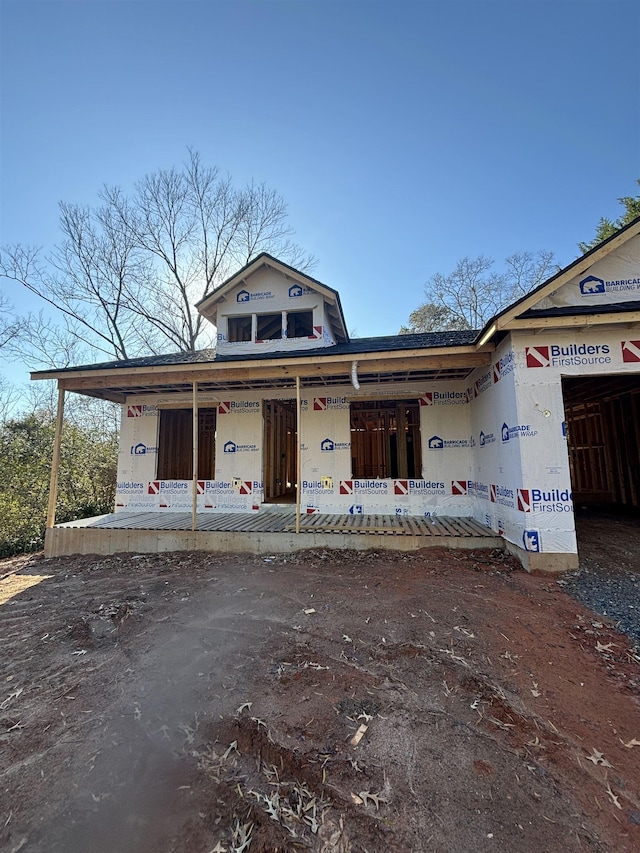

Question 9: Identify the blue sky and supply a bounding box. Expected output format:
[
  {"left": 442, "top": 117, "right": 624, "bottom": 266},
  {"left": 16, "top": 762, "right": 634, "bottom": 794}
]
[{"left": 1, "top": 0, "right": 639, "bottom": 386}]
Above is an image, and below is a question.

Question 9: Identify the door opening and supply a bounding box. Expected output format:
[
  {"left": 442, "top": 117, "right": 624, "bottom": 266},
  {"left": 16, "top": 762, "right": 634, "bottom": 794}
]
[
  {"left": 263, "top": 399, "right": 297, "bottom": 502},
  {"left": 562, "top": 374, "right": 640, "bottom": 512}
]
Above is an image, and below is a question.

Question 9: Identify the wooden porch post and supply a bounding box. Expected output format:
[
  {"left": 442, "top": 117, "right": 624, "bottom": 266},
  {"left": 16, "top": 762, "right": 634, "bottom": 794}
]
[
  {"left": 296, "top": 375, "right": 301, "bottom": 535},
  {"left": 46, "top": 385, "right": 66, "bottom": 529},
  {"left": 192, "top": 381, "right": 198, "bottom": 532}
]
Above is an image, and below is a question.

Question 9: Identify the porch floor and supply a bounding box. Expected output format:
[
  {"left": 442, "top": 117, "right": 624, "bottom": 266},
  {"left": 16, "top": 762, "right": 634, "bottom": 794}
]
[{"left": 57, "top": 511, "right": 495, "bottom": 539}]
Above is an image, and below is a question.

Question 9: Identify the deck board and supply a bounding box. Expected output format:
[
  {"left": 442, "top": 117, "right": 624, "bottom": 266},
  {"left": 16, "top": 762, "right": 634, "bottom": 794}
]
[{"left": 59, "top": 510, "right": 497, "bottom": 540}]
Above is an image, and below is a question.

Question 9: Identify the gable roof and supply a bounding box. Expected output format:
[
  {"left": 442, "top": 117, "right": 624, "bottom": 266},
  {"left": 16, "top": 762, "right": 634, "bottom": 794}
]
[
  {"left": 476, "top": 215, "right": 640, "bottom": 345},
  {"left": 196, "top": 252, "right": 349, "bottom": 343}
]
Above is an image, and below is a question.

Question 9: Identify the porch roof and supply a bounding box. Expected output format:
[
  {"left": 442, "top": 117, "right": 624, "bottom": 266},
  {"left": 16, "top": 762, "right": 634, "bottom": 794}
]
[{"left": 31, "top": 330, "right": 489, "bottom": 402}]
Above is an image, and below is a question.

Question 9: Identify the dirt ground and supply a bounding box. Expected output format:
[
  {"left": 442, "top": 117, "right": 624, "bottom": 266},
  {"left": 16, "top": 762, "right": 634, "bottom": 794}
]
[{"left": 1, "top": 519, "right": 639, "bottom": 853}]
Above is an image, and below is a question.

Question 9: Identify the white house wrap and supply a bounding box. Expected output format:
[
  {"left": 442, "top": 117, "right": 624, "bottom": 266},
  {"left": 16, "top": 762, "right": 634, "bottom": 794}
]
[{"left": 34, "top": 223, "right": 640, "bottom": 571}]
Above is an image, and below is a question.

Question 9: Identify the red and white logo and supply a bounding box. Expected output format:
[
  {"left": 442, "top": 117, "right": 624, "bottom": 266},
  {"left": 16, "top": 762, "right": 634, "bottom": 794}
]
[
  {"left": 451, "top": 480, "right": 467, "bottom": 495},
  {"left": 340, "top": 480, "right": 353, "bottom": 495},
  {"left": 310, "top": 325, "right": 323, "bottom": 339},
  {"left": 127, "top": 405, "right": 143, "bottom": 417},
  {"left": 218, "top": 401, "right": 231, "bottom": 414},
  {"left": 394, "top": 480, "right": 409, "bottom": 495},
  {"left": 621, "top": 340, "right": 640, "bottom": 363},
  {"left": 197, "top": 480, "right": 206, "bottom": 494},
  {"left": 490, "top": 484, "right": 497, "bottom": 502},
  {"left": 525, "top": 346, "right": 550, "bottom": 368},
  {"left": 419, "top": 393, "right": 433, "bottom": 406},
  {"left": 493, "top": 363, "right": 501, "bottom": 383},
  {"left": 306, "top": 505, "right": 319, "bottom": 514},
  {"left": 314, "top": 397, "right": 327, "bottom": 411},
  {"left": 516, "top": 489, "right": 531, "bottom": 512},
  {"left": 148, "top": 481, "right": 160, "bottom": 494},
  {"left": 239, "top": 481, "right": 252, "bottom": 495}
]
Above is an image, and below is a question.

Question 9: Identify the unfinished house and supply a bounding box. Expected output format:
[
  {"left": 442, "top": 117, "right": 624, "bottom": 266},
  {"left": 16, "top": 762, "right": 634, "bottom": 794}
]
[{"left": 36, "top": 218, "right": 640, "bottom": 571}]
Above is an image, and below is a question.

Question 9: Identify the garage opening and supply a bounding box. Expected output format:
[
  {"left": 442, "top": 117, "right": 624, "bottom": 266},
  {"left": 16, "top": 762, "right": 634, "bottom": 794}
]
[{"left": 562, "top": 375, "right": 640, "bottom": 512}]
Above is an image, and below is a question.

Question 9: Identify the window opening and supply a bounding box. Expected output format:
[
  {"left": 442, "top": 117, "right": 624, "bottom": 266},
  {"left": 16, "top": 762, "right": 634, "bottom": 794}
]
[
  {"left": 227, "top": 316, "right": 252, "bottom": 342},
  {"left": 350, "top": 400, "right": 421, "bottom": 479},
  {"left": 287, "top": 310, "right": 313, "bottom": 338},
  {"left": 157, "top": 408, "right": 217, "bottom": 480},
  {"left": 256, "top": 313, "right": 282, "bottom": 340}
]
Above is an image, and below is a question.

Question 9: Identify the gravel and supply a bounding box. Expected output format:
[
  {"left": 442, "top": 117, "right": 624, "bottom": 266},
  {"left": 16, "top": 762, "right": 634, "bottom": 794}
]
[{"left": 559, "top": 564, "right": 640, "bottom": 652}]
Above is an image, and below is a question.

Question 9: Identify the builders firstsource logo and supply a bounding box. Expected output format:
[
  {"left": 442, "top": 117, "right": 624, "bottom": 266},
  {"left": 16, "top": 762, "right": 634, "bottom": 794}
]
[
  {"left": 525, "top": 343, "right": 611, "bottom": 368},
  {"left": 127, "top": 404, "right": 158, "bottom": 417},
  {"left": 218, "top": 401, "right": 260, "bottom": 415},
  {"left": 419, "top": 390, "right": 468, "bottom": 406},
  {"left": 490, "top": 484, "right": 515, "bottom": 508},
  {"left": 340, "top": 480, "right": 389, "bottom": 495},
  {"left": 394, "top": 479, "right": 446, "bottom": 495},
  {"left": 621, "top": 340, "right": 640, "bottom": 363},
  {"left": 517, "top": 487, "right": 573, "bottom": 513},
  {"left": 493, "top": 350, "right": 515, "bottom": 383},
  {"left": 313, "top": 396, "right": 349, "bottom": 410}
]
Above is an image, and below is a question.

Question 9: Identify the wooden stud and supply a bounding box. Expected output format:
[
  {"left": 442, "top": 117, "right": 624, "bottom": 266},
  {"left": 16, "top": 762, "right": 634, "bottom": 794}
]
[
  {"left": 192, "top": 382, "right": 198, "bottom": 531},
  {"left": 296, "top": 376, "right": 301, "bottom": 535},
  {"left": 46, "top": 386, "right": 66, "bottom": 529}
]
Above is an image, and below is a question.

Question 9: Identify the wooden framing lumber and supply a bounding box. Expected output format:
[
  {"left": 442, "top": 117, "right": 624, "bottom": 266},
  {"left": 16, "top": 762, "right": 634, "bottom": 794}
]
[
  {"left": 191, "top": 382, "right": 198, "bottom": 532},
  {"left": 46, "top": 386, "right": 65, "bottom": 529},
  {"left": 296, "top": 375, "right": 301, "bottom": 535}
]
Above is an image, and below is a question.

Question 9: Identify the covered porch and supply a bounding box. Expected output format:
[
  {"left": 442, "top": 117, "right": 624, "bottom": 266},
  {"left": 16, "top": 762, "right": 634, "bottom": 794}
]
[{"left": 45, "top": 510, "right": 502, "bottom": 558}]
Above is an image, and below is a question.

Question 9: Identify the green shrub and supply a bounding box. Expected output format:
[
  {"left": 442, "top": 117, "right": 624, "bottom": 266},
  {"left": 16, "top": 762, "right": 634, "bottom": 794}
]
[{"left": 0, "top": 411, "right": 117, "bottom": 555}]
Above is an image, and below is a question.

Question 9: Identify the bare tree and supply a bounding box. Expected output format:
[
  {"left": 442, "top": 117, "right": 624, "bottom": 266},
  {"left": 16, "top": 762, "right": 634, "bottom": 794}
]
[
  {"left": 1, "top": 150, "right": 315, "bottom": 366},
  {"left": 104, "top": 149, "right": 315, "bottom": 352},
  {"left": 399, "top": 302, "right": 465, "bottom": 334},
  {"left": 504, "top": 250, "right": 557, "bottom": 298},
  {"left": 402, "top": 250, "right": 556, "bottom": 333},
  {"left": 0, "top": 293, "right": 22, "bottom": 350},
  {"left": 427, "top": 256, "right": 507, "bottom": 330}
]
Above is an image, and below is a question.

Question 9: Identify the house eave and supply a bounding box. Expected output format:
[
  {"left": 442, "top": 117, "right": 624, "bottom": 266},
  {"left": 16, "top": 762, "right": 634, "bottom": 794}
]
[
  {"left": 477, "top": 215, "right": 640, "bottom": 344},
  {"left": 33, "top": 344, "right": 492, "bottom": 402}
]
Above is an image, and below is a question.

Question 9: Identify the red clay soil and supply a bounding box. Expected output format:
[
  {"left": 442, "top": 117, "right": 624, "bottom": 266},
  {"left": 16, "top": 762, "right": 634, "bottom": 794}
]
[{"left": 1, "top": 540, "right": 639, "bottom": 852}]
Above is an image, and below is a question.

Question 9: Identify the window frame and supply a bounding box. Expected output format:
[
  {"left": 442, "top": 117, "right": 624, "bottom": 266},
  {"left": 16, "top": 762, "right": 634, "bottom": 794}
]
[
  {"left": 156, "top": 407, "right": 217, "bottom": 480},
  {"left": 350, "top": 399, "right": 422, "bottom": 480},
  {"left": 256, "top": 312, "right": 283, "bottom": 341},
  {"left": 227, "top": 315, "right": 252, "bottom": 343},
  {"left": 286, "top": 310, "right": 314, "bottom": 339}
]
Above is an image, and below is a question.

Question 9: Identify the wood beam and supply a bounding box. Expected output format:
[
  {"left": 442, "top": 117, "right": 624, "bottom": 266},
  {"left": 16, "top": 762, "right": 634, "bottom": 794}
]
[
  {"left": 296, "top": 375, "right": 301, "bottom": 536},
  {"left": 46, "top": 386, "right": 65, "bottom": 529},
  {"left": 492, "top": 220, "right": 640, "bottom": 329},
  {"left": 191, "top": 382, "right": 198, "bottom": 532},
  {"left": 38, "top": 345, "right": 488, "bottom": 382},
  {"left": 53, "top": 351, "right": 491, "bottom": 394},
  {"left": 504, "top": 311, "right": 640, "bottom": 331}
]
